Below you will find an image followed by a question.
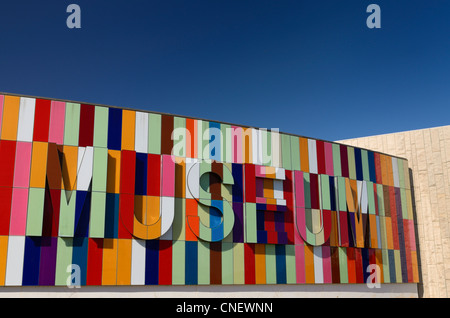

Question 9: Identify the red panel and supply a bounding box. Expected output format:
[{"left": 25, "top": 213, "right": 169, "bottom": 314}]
[
  {"left": 346, "top": 247, "right": 356, "bottom": 283},
  {"left": 0, "top": 140, "right": 16, "bottom": 187},
  {"left": 264, "top": 212, "right": 275, "bottom": 232},
  {"left": 244, "top": 243, "right": 255, "bottom": 284},
  {"left": 244, "top": 164, "right": 256, "bottom": 203},
  {"left": 159, "top": 240, "right": 172, "bottom": 285},
  {"left": 374, "top": 153, "right": 382, "bottom": 184},
  {"left": 0, "top": 187, "right": 12, "bottom": 235},
  {"left": 323, "top": 210, "right": 332, "bottom": 246},
  {"left": 33, "top": 99, "right": 51, "bottom": 142},
  {"left": 283, "top": 170, "right": 295, "bottom": 244},
  {"left": 120, "top": 150, "right": 136, "bottom": 195},
  {"left": 354, "top": 248, "right": 364, "bottom": 284},
  {"left": 267, "top": 231, "right": 278, "bottom": 244},
  {"left": 147, "top": 154, "right": 161, "bottom": 196},
  {"left": 78, "top": 104, "right": 95, "bottom": 147},
  {"left": 42, "top": 189, "right": 61, "bottom": 237},
  {"left": 339, "top": 211, "right": 349, "bottom": 247},
  {"left": 86, "top": 238, "right": 103, "bottom": 286},
  {"left": 316, "top": 140, "right": 326, "bottom": 175},
  {"left": 389, "top": 187, "right": 399, "bottom": 250},
  {"left": 309, "top": 173, "right": 319, "bottom": 209},
  {"left": 340, "top": 145, "right": 349, "bottom": 178},
  {"left": 118, "top": 193, "right": 133, "bottom": 239}
]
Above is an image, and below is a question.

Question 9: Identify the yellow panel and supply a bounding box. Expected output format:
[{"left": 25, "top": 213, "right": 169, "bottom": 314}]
[
  {"left": 121, "top": 110, "right": 135, "bottom": 150},
  {"left": 1, "top": 95, "right": 20, "bottom": 140},
  {"left": 107, "top": 150, "right": 121, "bottom": 193},
  {"left": 29, "top": 142, "right": 49, "bottom": 188},
  {"left": 102, "top": 238, "right": 118, "bottom": 285},
  {"left": 0, "top": 236, "right": 8, "bottom": 286},
  {"left": 116, "top": 239, "right": 132, "bottom": 285}
]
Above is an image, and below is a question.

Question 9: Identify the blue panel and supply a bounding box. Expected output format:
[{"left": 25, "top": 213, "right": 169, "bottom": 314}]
[
  {"left": 135, "top": 152, "right": 148, "bottom": 195},
  {"left": 22, "top": 236, "right": 41, "bottom": 286},
  {"left": 145, "top": 240, "right": 159, "bottom": 285},
  {"left": 209, "top": 121, "right": 221, "bottom": 161},
  {"left": 210, "top": 200, "right": 224, "bottom": 242},
  {"left": 277, "top": 231, "right": 288, "bottom": 245},
  {"left": 361, "top": 248, "right": 370, "bottom": 283},
  {"left": 185, "top": 241, "right": 198, "bottom": 285},
  {"left": 368, "top": 151, "right": 377, "bottom": 183},
  {"left": 329, "top": 176, "right": 336, "bottom": 211},
  {"left": 107, "top": 108, "right": 122, "bottom": 150},
  {"left": 257, "top": 230, "right": 267, "bottom": 244},
  {"left": 72, "top": 237, "right": 88, "bottom": 286},
  {"left": 347, "top": 212, "right": 356, "bottom": 248},
  {"left": 354, "top": 148, "right": 363, "bottom": 181},
  {"left": 256, "top": 210, "right": 265, "bottom": 230},
  {"left": 105, "top": 193, "right": 119, "bottom": 238},
  {"left": 388, "top": 249, "right": 396, "bottom": 283},
  {"left": 231, "top": 164, "right": 243, "bottom": 202},
  {"left": 74, "top": 190, "right": 91, "bottom": 237},
  {"left": 275, "top": 244, "right": 287, "bottom": 284}
]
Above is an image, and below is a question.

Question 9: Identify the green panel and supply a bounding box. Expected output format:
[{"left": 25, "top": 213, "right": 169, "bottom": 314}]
[
  {"left": 338, "top": 247, "right": 348, "bottom": 283},
  {"left": 172, "top": 198, "right": 186, "bottom": 241},
  {"left": 379, "top": 216, "right": 388, "bottom": 249},
  {"left": 394, "top": 250, "right": 403, "bottom": 283},
  {"left": 338, "top": 177, "right": 347, "bottom": 211},
  {"left": 320, "top": 174, "right": 331, "bottom": 210},
  {"left": 332, "top": 144, "right": 342, "bottom": 177},
  {"left": 397, "top": 159, "right": 405, "bottom": 189},
  {"left": 222, "top": 242, "right": 234, "bottom": 284},
  {"left": 64, "top": 102, "right": 80, "bottom": 146},
  {"left": 281, "top": 134, "right": 292, "bottom": 170},
  {"left": 173, "top": 116, "right": 186, "bottom": 157},
  {"left": 26, "top": 188, "right": 45, "bottom": 236},
  {"left": 201, "top": 120, "right": 210, "bottom": 160},
  {"left": 290, "top": 135, "right": 300, "bottom": 171},
  {"left": 376, "top": 184, "right": 385, "bottom": 216},
  {"left": 303, "top": 173, "right": 311, "bottom": 209},
  {"left": 245, "top": 203, "right": 257, "bottom": 243},
  {"left": 197, "top": 240, "right": 210, "bottom": 285},
  {"left": 233, "top": 243, "right": 245, "bottom": 284},
  {"left": 264, "top": 130, "right": 272, "bottom": 166},
  {"left": 172, "top": 240, "right": 185, "bottom": 285},
  {"left": 58, "top": 190, "right": 77, "bottom": 237},
  {"left": 361, "top": 150, "right": 370, "bottom": 181},
  {"left": 93, "top": 106, "right": 108, "bottom": 148},
  {"left": 198, "top": 203, "right": 211, "bottom": 242},
  {"left": 367, "top": 181, "right": 376, "bottom": 214},
  {"left": 347, "top": 147, "right": 356, "bottom": 180},
  {"left": 382, "top": 249, "right": 390, "bottom": 283},
  {"left": 400, "top": 188, "right": 408, "bottom": 219},
  {"left": 92, "top": 147, "right": 108, "bottom": 192},
  {"left": 285, "top": 244, "right": 296, "bottom": 284},
  {"left": 305, "top": 209, "right": 315, "bottom": 245},
  {"left": 54, "top": 238, "right": 73, "bottom": 286},
  {"left": 221, "top": 123, "right": 231, "bottom": 163},
  {"left": 89, "top": 192, "right": 106, "bottom": 238},
  {"left": 265, "top": 244, "right": 276, "bottom": 284},
  {"left": 148, "top": 113, "right": 161, "bottom": 154}
]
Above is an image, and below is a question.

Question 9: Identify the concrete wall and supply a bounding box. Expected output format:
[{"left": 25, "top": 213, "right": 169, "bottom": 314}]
[{"left": 337, "top": 125, "right": 450, "bottom": 298}]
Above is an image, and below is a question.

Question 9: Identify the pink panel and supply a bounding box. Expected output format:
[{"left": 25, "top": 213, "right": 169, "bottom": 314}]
[
  {"left": 9, "top": 188, "right": 29, "bottom": 235},
  {"left": 294, "top": 170, "right": 304, "bottom": 207},
  {"left": 409, "top": 220, "right": 416, "bottom": 251},
  {"left": 48, "top": 101, "right": 66, "bottom": 144},
  {"left": 255, "top": 165, "right": 265, "bottom": 177},
  {"left": 0, "top": 95, "right": 4, "bottom": 134},
  {"left": 295, "top": 244, "right": 306, "bottom": 284},
  {"left": 13, "top": 142, "right": 32, "bottom": 188},
  {"left": 322, "top": 246, "right": 332, "bottom": 283},
  {"left": 256, "top": 197, "right": 266, "bottom": 204},
  {"left": 295, "top": 206, "right": 306, "bottom": 244},
  {"left": 161, "top": 155, "right": 175, "bottom": 197},
  {"left": 324, "top": 142, "right": 334, "bottom": 176}
]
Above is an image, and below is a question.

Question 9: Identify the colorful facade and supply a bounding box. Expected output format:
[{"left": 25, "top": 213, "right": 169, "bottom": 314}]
[{"left": 0, "top": 93, "right": 419, "bottom": 286}]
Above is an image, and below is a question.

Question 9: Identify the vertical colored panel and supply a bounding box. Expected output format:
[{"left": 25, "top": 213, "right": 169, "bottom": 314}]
[
  {"left": 22, "top": 237, "right": 41, "bottom": 286},
  {"left": 1, "top": 95, "right": 20, "bottom": 140},
  {"left": 63, "top": 103, "right": 81, "bottom": 146},
  {"left": 39, "top": 237, "right": 58, "bottom": 286},
  {"left": 316, "top": 140, "right": 326, "bottom": 175},
  {"left": 16, "top": 97, "right": 36, "bottom": 142},
  {"left": 121, "top": 110, "right": 136, "bottom": 151},
  {"left": 102, "top": 239, "right": 118, "bottom": 285},
  {"left": 93, "top": 106, "right": 109, "bottom": 148},
  {"left": 13, "top": 142, "right": 32, "bottom": 188},
  {"left": 29, "top": 141, "right": 48, "bottom": 188},
  {"left": 159, "top": 240, "right": 172, "bottom": 285},
  {"left": 54, "top": 238, "right": 72, "bottom": 286},
  {"left": 0, "top": 236, "right": 8, "bottom": 286},
  {"left": 197, "top": 241, "right": 210, "bottom": 285},
  {"left": 148, "top": 113, "right": 161, "bottom": 155},
  {"left": 161, "top": 115, "right": 174, "bottom": 155},
  {"left": 0, "top": 140, "right": 16, "bottom": 188},
  {"left": 86, "top": 238, "right": 104, "bottom": 286},
  {"left": 307, "top": 139, "right": 317, "bottom": 174},
  {"left": 9, "top": 188, "right": 29, "bottom": 235},
  {"left": 130, "top": 239, "right": 145, "bottom": 285},
  {"left": 304, "top": 245, "right": 315, "bottom": 283},
  {"left": 172, "top": 240, "right": 185, "bottom": 285},
  {"left": 244, "top": 243, "right": 255, "bottom": 284},
  {"left": 0, "top": 95, "right": 3, "bottom": 135},
  {"left": 78, "top": 104, "right": 95, "bottom": 147},
  {"left": 145, "top": 240, "right": 159, "bottom": 285},
  {"left": 135, "top": 112, "right": 149, "bottom": 153},
  {"left": 254, "top": 243, "right": 266, "bottom": 284},
  {"left": 107, "top": 108, "right": 122, "bottom": 151},
  {"left": 5, "top": 236, "right": 25, "bottom": 286},
  {"left": 48, "top": 101, "right": 66, "bottom": 144}
]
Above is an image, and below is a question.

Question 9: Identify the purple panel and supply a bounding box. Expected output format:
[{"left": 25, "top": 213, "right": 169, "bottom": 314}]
[
  {"left": 255, "top": 178, "right": 263, "bottom": 198},
  {"left": 39, "top": 237, "right": 58, "bottom": 286}
]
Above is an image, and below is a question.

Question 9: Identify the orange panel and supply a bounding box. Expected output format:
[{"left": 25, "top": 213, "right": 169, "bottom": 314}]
[
  {"left": 0, "top": 236, "right": 8, "bottom": 286},
  {"left": 121, "top": 110, "right": 135, "bottom": 150},
  {"left": 185, "top": 198, "right": 198, "bottom": 241},
  {"left": 254, "top": 244, "right": 266, "bottom": 284},
  {"left": 60, "top": 146, "right": 78, "bottom": 191},
  {"left": 369, "top": 214, "right": 378, "bottom": 248},
  {"left": 102, "top": 238, "right": 118, "bottom": 285},
  {"left": 385, "top": 217, "right": 394, "bottom": 250},
  {"left": 299, "top": 137, "right": 309, "bottom": 173},
  {"left": 304, "top": 245, "right": 315, "bottom": 283},
  {"left": 263, "top": 178, "right": 273, "bottom": 199},
  {"left": 375, "top": 249, "right": 384, "bottom": 283},
  {"left": 29, "top": 142, "right": 49, "bottom": 188},
  {"left": 1, "top": 95, "right": 20, "bottom": 140},
  {"left": 242, "top": 128, "right": 252, "bottom": 164},
  {"left": 107, "top": 150, "right": 121, "bottom": 193},
  {"left": 116, "top": 239, "right": 132, "bottom": 285}
]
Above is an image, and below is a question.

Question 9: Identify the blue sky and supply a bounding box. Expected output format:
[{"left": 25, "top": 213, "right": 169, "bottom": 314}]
[{"left": 0, "top": 0, "right": 449, "bottom": 141}]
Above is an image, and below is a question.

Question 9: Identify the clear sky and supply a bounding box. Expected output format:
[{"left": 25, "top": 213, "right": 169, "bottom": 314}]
[{"left": 0, "top": 0, "right": 449, "bottom": 141}]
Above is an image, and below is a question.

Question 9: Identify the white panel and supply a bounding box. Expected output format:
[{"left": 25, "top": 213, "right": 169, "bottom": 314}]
[
  {"left": 186, "top": 161, "right": 199, "bottom": 199},
  {"left": 5, "top": 236, "right": 26, "bottom": 286},
  {"left": 256, "top": 129, "right": 264, "bottom": 165},
  {"left": 17, "top": 97, "right": 36, "bottom": 142},
  {"left": 358, "top": 181, "right": 368, "bottom": 214},
  {"left": 185, "top": 158, "right": 199, "bottom": 199},
  {"left": 313, "top": 246, "right": 324, "bottom": 284},
  {"left": 131, "top": 239, "right": 146, "bottom": 285},
  {"left": 160, "top": 196, "right": 174, "bottom": 240},
  {"left": 308, "top": 139, "right": 318, "bottom": 174},
  {"left": 275, "top": 167, "right": 285, "bottom": 180},
  {"left": 271, "top": 129, "right": 281, "bottom": 168},
  {"left": 76, "top": 147, "right": 94, "bottom": 191},
  {"left": 392, "top": 157, "right": 400, "bottom": 187},
  {"left": 273, "top": 180, "right": 284, "bottom": 199},
  {"left": 135, "top": 112, "right": 148, "bottom": 153}
]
